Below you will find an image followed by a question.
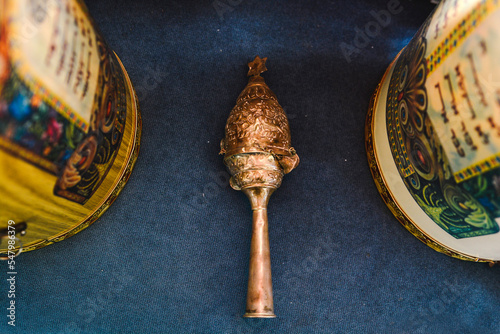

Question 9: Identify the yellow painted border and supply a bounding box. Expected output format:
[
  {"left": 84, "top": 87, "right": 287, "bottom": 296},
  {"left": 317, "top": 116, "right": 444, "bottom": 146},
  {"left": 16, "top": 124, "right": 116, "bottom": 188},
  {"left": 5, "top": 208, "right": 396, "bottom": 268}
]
[
  {"left": 453, "top": 152, "right": 500, "bottom": 183},
  {"left": 426, "top": 0, "right": 498, "bottom": 75}
]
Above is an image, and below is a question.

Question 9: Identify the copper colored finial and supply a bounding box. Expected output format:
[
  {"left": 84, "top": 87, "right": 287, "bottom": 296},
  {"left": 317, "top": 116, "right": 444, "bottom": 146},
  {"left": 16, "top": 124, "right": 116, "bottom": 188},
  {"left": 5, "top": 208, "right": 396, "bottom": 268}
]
[
  {"left": 247, "top": 56, "right": 268, "bottom": 77},
  {"left": 220, "top": 56, "right": 299, "bottom": 318}
]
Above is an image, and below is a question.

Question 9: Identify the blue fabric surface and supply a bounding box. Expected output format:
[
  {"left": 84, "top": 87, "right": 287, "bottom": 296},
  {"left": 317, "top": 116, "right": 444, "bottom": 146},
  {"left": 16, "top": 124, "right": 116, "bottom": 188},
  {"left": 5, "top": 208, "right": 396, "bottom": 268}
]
[{"left": 2, "top": 0, "right": 500, "bottom": 333}]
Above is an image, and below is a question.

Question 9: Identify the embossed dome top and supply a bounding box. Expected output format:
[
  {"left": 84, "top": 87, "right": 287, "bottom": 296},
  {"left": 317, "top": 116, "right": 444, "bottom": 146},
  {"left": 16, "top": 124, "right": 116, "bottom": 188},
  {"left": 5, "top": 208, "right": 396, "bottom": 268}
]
[{"left": 221, "top": 56, "right": 295, "bottom": 158}]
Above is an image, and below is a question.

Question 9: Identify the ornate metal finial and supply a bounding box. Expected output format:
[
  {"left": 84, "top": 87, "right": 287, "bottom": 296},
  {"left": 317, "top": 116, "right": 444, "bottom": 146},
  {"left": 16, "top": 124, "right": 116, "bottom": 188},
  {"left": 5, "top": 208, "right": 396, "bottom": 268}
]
[
  {"left": 220, "top": 56, "right": 299, "bottom": 318},
  {"left": 220, "top": 56, "right": 299, "bottom": 177}
]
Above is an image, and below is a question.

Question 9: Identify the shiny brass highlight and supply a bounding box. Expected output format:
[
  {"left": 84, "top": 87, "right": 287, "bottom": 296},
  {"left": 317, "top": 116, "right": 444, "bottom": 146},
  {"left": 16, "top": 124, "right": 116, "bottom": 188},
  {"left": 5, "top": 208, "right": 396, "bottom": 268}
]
[{"left": 220, "top": 56, "right": 299, "bottom": 318}]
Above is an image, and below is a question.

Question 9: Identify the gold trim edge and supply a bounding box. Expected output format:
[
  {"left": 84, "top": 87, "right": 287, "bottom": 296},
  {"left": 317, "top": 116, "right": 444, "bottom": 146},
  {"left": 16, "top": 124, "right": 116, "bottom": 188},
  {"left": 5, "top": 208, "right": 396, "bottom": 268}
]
[{"left": 365, "top": 53, "right": 497, "bottom": 265}]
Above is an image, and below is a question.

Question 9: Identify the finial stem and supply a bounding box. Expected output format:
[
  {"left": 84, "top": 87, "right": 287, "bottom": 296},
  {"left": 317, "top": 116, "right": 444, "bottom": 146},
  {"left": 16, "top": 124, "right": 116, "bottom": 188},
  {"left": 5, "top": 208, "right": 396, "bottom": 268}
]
[{"left": 242, "top": 187, "right": 276, "bottom": 318}]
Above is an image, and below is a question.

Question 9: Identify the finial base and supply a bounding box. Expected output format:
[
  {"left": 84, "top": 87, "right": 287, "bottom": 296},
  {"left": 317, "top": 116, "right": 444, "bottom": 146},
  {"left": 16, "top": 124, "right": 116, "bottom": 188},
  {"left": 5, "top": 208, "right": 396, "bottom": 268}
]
[
  {"left": 243, "top": 312, "right": 276, "bottom": 318},
  {"left": 224, "top": 153, "right": 283, "bottom": 191}
]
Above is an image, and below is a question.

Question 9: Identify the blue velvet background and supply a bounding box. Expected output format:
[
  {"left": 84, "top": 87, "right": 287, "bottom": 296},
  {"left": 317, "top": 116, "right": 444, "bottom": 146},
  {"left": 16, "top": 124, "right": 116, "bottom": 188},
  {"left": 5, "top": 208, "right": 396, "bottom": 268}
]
[{"left": 2, "top": 0, "right": 500, "bottom": 333}]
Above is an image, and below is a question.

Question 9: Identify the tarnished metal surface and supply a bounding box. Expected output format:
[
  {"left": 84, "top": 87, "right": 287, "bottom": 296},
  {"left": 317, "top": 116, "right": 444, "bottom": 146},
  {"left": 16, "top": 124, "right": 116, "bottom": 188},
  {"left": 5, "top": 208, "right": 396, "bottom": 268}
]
[{"left": 220, "top": 56, "right": 299, "bottom": 318}]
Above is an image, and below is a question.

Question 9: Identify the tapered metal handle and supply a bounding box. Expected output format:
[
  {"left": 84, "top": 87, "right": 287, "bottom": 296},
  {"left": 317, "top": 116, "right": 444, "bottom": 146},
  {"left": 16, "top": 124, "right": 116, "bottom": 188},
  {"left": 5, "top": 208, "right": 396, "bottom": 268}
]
[{"left": 243, "top": 187, "right": 276, "bottom": 318}]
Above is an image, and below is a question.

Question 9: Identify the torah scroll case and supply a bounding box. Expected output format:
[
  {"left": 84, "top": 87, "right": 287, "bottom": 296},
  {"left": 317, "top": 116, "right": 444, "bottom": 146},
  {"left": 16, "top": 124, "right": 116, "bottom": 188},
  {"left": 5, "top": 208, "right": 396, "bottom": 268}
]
[
  {"left": 366, "top": 0, "right": 500, "bottom": 263},
  {"left": 0, "top": 0, "right": 141, "bottom": 253}
]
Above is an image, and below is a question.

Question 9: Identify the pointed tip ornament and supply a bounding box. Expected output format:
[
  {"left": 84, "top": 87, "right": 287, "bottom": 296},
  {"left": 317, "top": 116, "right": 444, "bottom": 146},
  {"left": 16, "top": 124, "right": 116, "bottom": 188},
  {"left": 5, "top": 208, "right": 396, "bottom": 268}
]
[{"left": 247, "top": 55, "right": 268, "bottom": 77}]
